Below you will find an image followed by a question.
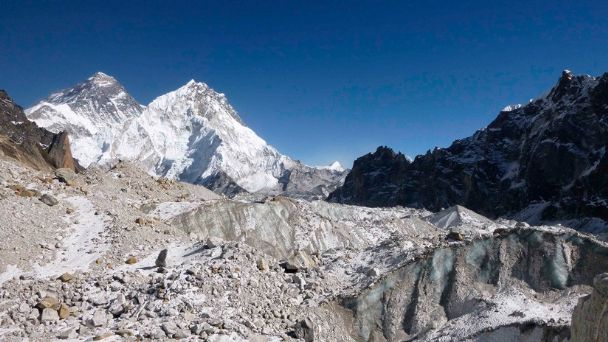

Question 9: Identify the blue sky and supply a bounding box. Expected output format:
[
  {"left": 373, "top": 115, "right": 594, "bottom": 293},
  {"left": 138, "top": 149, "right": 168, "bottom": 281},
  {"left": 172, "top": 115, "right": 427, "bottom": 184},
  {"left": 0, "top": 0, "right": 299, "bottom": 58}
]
[{"left": 1, "top": 1, "right": 608, "bottom": 167}]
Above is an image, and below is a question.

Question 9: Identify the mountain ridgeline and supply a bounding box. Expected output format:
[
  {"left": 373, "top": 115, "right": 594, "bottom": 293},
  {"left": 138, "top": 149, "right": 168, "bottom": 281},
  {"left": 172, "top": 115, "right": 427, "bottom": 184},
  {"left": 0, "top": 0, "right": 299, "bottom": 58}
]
[
  {"left": 26, "top": 73, "right": 347, "bottom": 199},
  {"left": 329, "top": 71, "right": 608, "bottom": 230},
  {"left": 0, "top": 90, "right": 77, "bottom": 172}
]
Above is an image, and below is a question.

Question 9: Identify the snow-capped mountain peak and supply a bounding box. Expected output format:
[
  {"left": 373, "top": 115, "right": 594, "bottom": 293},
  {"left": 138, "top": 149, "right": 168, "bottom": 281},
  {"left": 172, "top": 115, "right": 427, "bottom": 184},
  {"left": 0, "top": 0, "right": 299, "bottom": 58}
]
[
  {"left": 27, "top": 73, "right": 347, "bottom": 197},
  {"left": 319, "top": 161, "right": 345, "bottom": 172},
  {"left": 88, "top": 71, "right": 118, "bottom": 87},
  {"left": 26, "top": 72, "right": 144, "bottom": 167}
]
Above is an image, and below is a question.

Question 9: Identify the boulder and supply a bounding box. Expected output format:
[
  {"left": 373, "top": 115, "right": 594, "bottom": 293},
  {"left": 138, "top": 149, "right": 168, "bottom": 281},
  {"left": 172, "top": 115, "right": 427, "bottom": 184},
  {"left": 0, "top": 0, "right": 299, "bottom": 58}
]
[
  {"left": 58, "top": 272, "right": 74, "bottom": 282},
  {"left": 446, "top": 231, "right": 464, "bottom": 241},
  {"left": 89, "top": 309, "right": 107, "bottom": 327},
  {"left": 257, "top": 258, "right": 269, "bottom": 271},
  {"left": 40, "top": 307, "right": 59, "bottom": 322},
  {"left": 39, "top": 194, "right": 59, "bottom": 207},
  {"left": 293, "top": 318, "right": 315, "bottom": 342},
  {"left": 55, "top": 168, "right": 77, "bottom": 184},
  {"left": 58, "top": 303, "right": 70, "bottom": 319},
  {"left": 37, "top": 296, "right": 60, "bottom": 310},
  {"left": 155, "top": 249, "right": 168, "bottom": 268}
]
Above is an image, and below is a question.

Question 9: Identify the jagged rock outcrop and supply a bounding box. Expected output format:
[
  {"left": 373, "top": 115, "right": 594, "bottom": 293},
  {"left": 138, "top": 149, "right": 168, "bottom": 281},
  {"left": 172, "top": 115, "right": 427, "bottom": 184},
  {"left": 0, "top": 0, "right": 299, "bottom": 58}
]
[
  {"left": 330, "top": 71, "right": 608, "bottom": 231},
  {"left": 0, "top": 90, "right": 77, "bottom": 171},
  {"left": 571, "top": 273, "right": 608, "bottom": 342}
]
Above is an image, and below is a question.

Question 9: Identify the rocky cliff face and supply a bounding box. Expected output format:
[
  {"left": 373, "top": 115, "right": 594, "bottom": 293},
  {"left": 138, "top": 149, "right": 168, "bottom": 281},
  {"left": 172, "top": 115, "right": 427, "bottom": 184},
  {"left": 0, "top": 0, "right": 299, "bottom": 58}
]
[
  {"left": 571, "top": 273, "right": 608, "bottom": 342},
  {"left": 330, "top": 71, "right": 608, "bottom": 231},
  {"left": 0, "top": 90, "right": 77, "bottom": 171}
]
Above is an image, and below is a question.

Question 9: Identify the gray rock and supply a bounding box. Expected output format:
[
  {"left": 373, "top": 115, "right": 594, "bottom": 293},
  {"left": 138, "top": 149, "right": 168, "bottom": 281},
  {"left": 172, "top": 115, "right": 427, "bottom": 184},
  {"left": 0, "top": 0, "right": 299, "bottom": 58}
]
[
  {"left": 39, "top": 194, "right": 59, "bottom": 206},
  {"left": 294, "top": 318, "right": 315, "bottom": 342},
  {"left": 208, "top": 246, "right": 222, "bottom": 259},
  {"left": 206, "top": 237, "right": 223, "bottom": 248},
  {"left": 40, "top": 308, "right": 59, "bottom": 322},
  {"left": 55, "top": 168, "right": 77, "bottom": 184},
  {"left": 257, "top": 258, "right": 269, "bottom": 271},
  {"left": 88, "top": 310, "right": 107, "bottom": 327},
  {"left": 57, "top": 327, "right": 78, "bottom": 339},
  {"left": 155, "top": 249, "right": 168, "bottom": 268},
  {"left": 161, "top": 321, "right": 178, "bottom": 336},
  {"left": 292, "top": 274, "right": 306, "bottom": 290}
]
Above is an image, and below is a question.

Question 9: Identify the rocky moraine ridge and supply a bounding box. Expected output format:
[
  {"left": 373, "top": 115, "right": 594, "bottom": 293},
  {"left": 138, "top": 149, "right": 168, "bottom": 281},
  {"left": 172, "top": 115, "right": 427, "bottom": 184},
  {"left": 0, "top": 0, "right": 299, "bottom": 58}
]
[
  {"left": 0, "top": 72, "right": 607, "bottom": 341},
  {"left": 330, "top": 71, "right": 608, "bottom": 234}
]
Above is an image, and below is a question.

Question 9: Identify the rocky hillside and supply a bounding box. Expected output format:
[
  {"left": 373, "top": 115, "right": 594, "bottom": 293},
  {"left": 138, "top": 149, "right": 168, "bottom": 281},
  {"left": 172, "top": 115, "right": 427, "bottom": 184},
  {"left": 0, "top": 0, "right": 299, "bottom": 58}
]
[
  {"left": 330, "top": 71, "right": 608, "bottom": 232},
  {"left": 26, "top": 73, "right": 347, "bottom": 198},
  {"left": 0, "top": 90, "right": 77, "bottom": 171}
]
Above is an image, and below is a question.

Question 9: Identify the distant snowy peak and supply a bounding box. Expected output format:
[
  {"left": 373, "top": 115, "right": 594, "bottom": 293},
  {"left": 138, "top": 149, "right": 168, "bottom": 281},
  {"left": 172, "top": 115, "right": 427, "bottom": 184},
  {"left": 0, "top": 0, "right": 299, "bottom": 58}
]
[
  {"left": 318, "top": 161, "right": 345, "bottom": 172},
  {"left": 26, "top": 72, "right": 144, "bottom": 167},
  {"left": 26, "top": 73, "right": 348, "bottom": 198},
  {"left": 118, "top": 78, "right": 289, "bottom": 194}
]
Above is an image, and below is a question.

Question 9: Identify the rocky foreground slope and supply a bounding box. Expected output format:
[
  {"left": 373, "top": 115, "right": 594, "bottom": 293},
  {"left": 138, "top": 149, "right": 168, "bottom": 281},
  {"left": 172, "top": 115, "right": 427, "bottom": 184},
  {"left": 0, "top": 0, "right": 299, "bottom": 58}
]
[
  {"left": 330, "top": 70, "right": 608, "bottom": 233},
  {"left": 26, "top": 73, "right": 347, "bottom": 198},
  {"left": 0, "top": 154, "right": 606, "bottom": 341}
]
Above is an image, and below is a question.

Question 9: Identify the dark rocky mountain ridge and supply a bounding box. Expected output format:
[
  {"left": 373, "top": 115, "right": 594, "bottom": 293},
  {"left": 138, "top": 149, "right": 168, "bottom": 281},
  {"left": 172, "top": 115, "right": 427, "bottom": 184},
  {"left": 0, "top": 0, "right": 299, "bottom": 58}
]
[
  {"left": 329, "top": 70, "right": 608, "bottom": 231},
  {"left": 0, "top": 90, "right": 77, "bottom": 171}
]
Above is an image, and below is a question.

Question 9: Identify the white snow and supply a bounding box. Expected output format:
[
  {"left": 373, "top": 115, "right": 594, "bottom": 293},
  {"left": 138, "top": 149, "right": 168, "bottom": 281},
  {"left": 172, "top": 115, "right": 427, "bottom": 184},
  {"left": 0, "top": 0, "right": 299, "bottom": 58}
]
[
  {"left": 27, "top": 74, "right": 345, "bottom": 195},
  {"left": 501, "top": 104, "right": 522, "bottom": 112},
  {"left": 0, "top": 264, "right": 22, "bottom": 286},
  {"left": 33, "top": 196, "right": 109, "bottom": 278},
  {"left": 318, "top": 161, "right": 345, "bottom": 172}
]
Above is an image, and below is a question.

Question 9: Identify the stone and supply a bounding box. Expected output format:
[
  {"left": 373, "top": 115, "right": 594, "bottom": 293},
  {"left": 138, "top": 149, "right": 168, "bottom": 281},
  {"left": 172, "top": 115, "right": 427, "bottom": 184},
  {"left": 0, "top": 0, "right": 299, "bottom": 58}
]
[
  {"left": 18, "top": 188, "right": 39, "bottom": 197},
  {"left": 39, "top": 194, "right": 59, "bottom": 206},
  {"left": 93, "top": 332, "right": 114, "bottom": 340},
  {"left": 155, "top": 249, "right": 168, "bottom": 268},
  {"left": 446, "top": 231, "right": 464, "bottom": 241},
  {"left": 292, "top": 274, "right": 306, "bottom": 290},
  {"left": 366, "top": 267, "right": 380, "bottom": 277},
  {"left": 58, "top": 303, "right": 70, "bottom": 319},
  {"left": 37, "top": 296, "right": 60, "bottom": 310},
  {"left": 125, "top": 256, "right": 137, "bottom": 264},
  {"left": 58, "top": 272, "right": 74, "bottom": 282},
  {"left": 206, "top": 237, "right": 223, "bottom": 248},
  {"left": 55, "top": 168, "right": 77, "bottom": 184},
  {"left": 57, "top": 327, "right": 78, "bottom": 339},
  {"left": 18, "top": 303, "right": 30, "bottom": 313},
  {"left": 293, "top": 318, "right": 315, "bottom": 342},
  {"left": 208, "top": 246, "right": 222, "bottom": 259},
  {"left": 40, "top": 308, "right": 59, "bottom": 322},
  {"left": 109, "top": 294, "right": 126, "bottom": 316},
  {"left": 89, "top": 310, "right": 107, "bottom": 327},
  {"left": 115, "top": 329, "right": 134, "bottom": 337},
  {"left": 257, "top": 258, "right": 269, "bottom": 271},
  {"left": 161, "top": 321, "right": 178, "bottom": 336}
]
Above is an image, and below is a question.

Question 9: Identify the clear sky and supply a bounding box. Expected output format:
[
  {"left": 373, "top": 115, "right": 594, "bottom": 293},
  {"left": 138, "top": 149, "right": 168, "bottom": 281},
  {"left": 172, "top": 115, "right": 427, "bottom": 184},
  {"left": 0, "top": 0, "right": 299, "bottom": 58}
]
[{"left": 1, "top": 1, "right": 608, "bottom": 167}]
